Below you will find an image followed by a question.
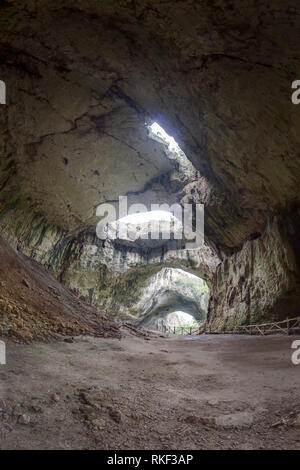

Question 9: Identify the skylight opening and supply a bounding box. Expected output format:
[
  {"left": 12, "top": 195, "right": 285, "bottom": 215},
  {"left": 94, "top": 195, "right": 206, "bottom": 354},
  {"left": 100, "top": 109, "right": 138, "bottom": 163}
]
[
  {"left": 111, "top": 209, "right": 183, "bottom": 243},
  {"left": 117, "top": 209, "right": 176, "bottom": 225},
  {"left": 148, "top": 121, "right": 196, "bottom": 176},
  {"left": 149, "top": 122, "right": 181, "bottom": 152}
]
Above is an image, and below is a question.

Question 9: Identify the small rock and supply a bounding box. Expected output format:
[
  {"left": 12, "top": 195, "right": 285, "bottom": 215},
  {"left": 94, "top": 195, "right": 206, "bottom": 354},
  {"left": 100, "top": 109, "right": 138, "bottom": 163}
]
[
  {"left": 79, "top": 392, "right": 95, "bottom": 406},
  {"left": 208, "top": 399, "right": 219, "bottom": 406},
  {"left": 91, "top": 418, "right": 106, "bottom": 429},
  {"left": 64, "top": 337, "right": 74, "bottom": 343},
  {"left": 31, "top": 405, "right": 42, "bottom": 413},
  {"left": 21, "top": 401, "right": 30, "bottom": 408},
  {"left": 109, "top": 408, "right": 122, "bottom": 424},
  {"left": 215, "top": 412, "right": 254, "bottom": 429},
  {"left": 1, "top": 412, "right": 10, "bottom": 422},
  {"left": 85, "top": 412, "right": 98, "bottom": 422},
  {"left": 184, "top": 415, "right": 198, "bottom": 424},
  {"left": 294, "top": 413, "right": 300, "bottom": 427},
  {"left": 52, "top": 393, "right": 61, "bottom": 402},
  {"left": 22, "top": 279, "right": 30, "bottom": 289},
  {"left": 184, "top": 415, "right": 214, "bottom": 425},
  {"left": 18, "top": 414, "right": 31, "bottom": 425}
]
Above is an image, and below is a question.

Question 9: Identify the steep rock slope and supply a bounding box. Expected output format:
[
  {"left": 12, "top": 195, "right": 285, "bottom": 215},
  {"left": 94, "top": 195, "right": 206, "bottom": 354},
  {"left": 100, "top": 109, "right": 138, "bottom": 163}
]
[{"left": 0, "top": 236, "right": 119, "bottom": 342}]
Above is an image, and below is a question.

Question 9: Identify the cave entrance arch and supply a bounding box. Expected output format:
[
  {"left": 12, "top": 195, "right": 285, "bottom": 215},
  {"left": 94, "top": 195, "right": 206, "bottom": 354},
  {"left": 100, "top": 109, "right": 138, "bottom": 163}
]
[
  {"left": 154, "top": 310, "right": 200, "bottom": 335},
  {"left": 135, "top": 268, "right": 210, "bottom": 331}
]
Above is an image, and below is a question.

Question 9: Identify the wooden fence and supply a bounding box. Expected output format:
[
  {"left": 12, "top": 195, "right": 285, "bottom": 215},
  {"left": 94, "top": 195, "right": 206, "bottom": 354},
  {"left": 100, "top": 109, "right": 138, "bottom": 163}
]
[
  {"left": 206, "top": 316, "right": 300, "bottom": 336},
  {"left": 153, "top": 317, "right": 300, "bottom": 336},
  {"left": 155, "top": 322, "right": 205, "bottom": 335}
]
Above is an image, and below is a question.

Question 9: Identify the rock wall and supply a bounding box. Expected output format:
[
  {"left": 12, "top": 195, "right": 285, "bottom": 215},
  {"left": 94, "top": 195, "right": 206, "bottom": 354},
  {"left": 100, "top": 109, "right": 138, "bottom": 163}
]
[
  {"left": 101, "top": 267, "right": 210, "bottom": 326},
  {"left": 0, "top": 199, "right": 219, "bottom": 314},
  {"left": 208, "top": 212, "right": 300, "bottom": 331},
  {"left": 1, "top": 1, "right": 300, "bottom": 254},
  {"left": 1, "top": 1, "right": 299, "bottom": 330},
  {"left": 3, "top": 196, "right": 299, "bottom": 332}
]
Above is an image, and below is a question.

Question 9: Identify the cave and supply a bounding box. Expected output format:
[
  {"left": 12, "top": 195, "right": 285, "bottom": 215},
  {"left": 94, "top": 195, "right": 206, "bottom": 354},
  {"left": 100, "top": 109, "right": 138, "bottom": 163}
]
[{"left": 0, "top": 1, "right": 299, "bottom": 452}]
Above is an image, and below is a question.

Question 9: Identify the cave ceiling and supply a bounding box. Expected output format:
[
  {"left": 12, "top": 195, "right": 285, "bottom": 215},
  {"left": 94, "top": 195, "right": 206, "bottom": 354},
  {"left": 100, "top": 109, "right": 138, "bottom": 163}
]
[{"left": 0, "top": 0, "right": 300, "bottom": 252}]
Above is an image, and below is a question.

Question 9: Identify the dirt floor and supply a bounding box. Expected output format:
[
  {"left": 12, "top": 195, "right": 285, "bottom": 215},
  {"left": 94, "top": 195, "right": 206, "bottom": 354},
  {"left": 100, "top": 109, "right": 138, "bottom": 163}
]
[{"left": 0, "top": 332, "right": 299, "bottom": 450}]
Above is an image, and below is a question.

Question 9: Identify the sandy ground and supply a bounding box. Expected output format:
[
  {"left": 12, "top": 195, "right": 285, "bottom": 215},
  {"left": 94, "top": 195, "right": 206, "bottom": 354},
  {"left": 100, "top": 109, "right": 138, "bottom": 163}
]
[{"left": 0, "top": 332, "right": 299, "bottom": 450}]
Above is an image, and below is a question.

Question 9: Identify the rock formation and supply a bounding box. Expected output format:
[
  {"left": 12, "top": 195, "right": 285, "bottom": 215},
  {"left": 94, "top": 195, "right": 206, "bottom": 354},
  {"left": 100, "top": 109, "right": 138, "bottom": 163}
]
[
  {"left": 208, "top": 213, "right": 300, "bottom": 331},
  {"left": 0, "top": 1, "right": 299, "bottom": 332},
  {"left": 100, "top": 267, "right": 210, "bottom": 326}
]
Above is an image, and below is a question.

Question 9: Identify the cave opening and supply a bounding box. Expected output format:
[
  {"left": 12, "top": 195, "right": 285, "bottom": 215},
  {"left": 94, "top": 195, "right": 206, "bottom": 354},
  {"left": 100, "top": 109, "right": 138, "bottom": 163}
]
[
  {"left": 106, "top": 209, "right": 183, "bottom": 248},
  {"left": 96, "top": 121, "right": 200, "bottom": 249},
  {"left": 149, "top": 122, "right": 180, "bottom": 152},
  {"left": 148, "top": 121, "right": 197, "bottom": 176},
  {"left": 154, "top": 311, "right": 200, "bottom": 335},
  {"left": 135, "top": 268, "right": 209, "bottom": 332}
]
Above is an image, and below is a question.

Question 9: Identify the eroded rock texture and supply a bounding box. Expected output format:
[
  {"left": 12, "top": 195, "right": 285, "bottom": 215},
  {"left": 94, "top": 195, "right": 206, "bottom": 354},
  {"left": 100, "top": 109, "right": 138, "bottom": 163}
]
[
  {"left": 0, "top": 201, "right": 218, "bottom": 311},
  {"left": 134, "top": 268, "right": 209, "bottom": 328},
  {"left": 0, "top": 1, "right": 299, "bottom": 330},
  {"left": 208, "top": 213, "right": 300, "bottom": 331},
  {"left": 1, "top": 1, "right": 300, "bottom": 248},
  {"left": 97, "top": 267, "right": 210, "bottom": 326}
]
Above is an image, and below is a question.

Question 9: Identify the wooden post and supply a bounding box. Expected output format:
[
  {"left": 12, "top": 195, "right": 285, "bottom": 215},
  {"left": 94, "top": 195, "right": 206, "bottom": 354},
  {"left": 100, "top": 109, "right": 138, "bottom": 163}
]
[
  {"left": 173, "top": 326, "right": 176, "bottom": 335},
  {"left": 189, "top": 327, "right": 192, "bottom": 335}
]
